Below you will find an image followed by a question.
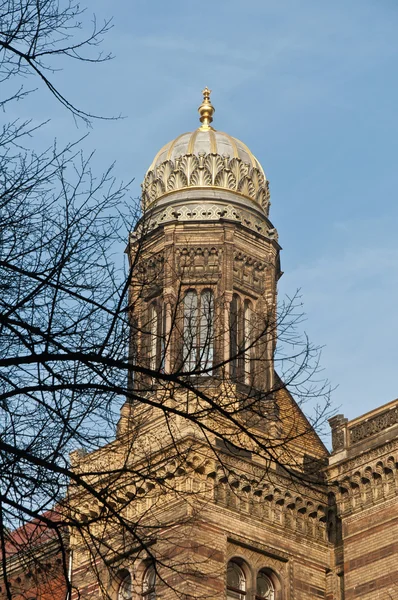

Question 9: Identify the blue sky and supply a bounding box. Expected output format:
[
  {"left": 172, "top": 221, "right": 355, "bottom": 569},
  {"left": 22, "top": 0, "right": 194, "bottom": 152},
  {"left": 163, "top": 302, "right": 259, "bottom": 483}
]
[{"left": 20, "top": 1, "right": 398, "bottom": 423}]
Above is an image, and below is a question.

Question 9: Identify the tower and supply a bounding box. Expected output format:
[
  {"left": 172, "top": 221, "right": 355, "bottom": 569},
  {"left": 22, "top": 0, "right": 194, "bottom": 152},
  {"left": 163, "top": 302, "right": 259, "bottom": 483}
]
[
  {"left": 125, "top": 88, "right": 280, "bottom": 404},
  {"left": 101, "top": 90, "right": 331, "bottom": 600}
]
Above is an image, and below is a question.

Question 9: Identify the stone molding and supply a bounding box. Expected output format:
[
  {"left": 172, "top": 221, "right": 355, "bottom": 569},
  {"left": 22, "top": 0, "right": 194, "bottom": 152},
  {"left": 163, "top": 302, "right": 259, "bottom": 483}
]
[
  {"left": 139, "top": 201, "right": 278, "bottom": 241},
  {"left": 73, "top": 447, "right": 330, "bottom": 543},
  {"left": 175, "top": 246, "right": 221, "bottom": 278},
  {"left": 350, "top": 404, "right": 398, "bottom": 444},
  {"left": 227, "top": 535, "right": 289, "bottom": 563},
  {"left": 328, "top": 445, "right": 398, "bottom": 517},
  {"left": 142, "top": 153, "right": 270, "bottom": 214}
]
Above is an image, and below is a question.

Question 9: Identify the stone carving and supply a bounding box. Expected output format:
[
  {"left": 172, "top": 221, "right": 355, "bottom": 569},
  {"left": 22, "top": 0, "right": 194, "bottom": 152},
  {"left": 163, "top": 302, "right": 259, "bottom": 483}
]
[
  {"left": 330, "top": 450, "right": 398, "bottom": 517},
  {"left": 135, "top": 251, "right": 164, "bottom": 289},
  {"left": 142, "top": 152, "right": 270, "bottom": 214},
  {"left": 234, "top": 251, "right": 267, "bottom": 292},
  {"left": 142, "top": 202, "right": 277, "bottom": 240},
  {"left": 350, "top": 406, "right": 398, "bottom": 444},
  {"left": 227, "top": 535, "right": 289, "bottom": 565},
  {"left": 175, "top": 246, "right": 221, "bottom": 277},
  {"left": 331, "top": 428, "right": 345, "bottom": 452},
  {"left": 213, "top": 464, "right": 329, "bottom": 541},
  {"left": 335, "top": 441, "right": 398, "bottom": 475}
]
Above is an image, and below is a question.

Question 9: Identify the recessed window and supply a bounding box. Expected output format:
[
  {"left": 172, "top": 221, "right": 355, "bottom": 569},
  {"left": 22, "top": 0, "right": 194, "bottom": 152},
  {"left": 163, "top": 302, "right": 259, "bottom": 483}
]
[
  {"left": 227, "top": 561, "right": 246, "bottom": 600},
  {"left": 143, "top": 565, "right": 156, "bottom": 600},
  {"left": 243, "top": 300, "right": 253, "bottom": 384},
  {"left": 256, "top": 570, "right": 274, "bottom": 600},
  {"left": 147, "top": 302, "right": 166, "bottom": 371},
  {"left": 118, "top": 571, "right": 132, "bottom": 600},
  {"left": 230, "top": 295, "right": 254, "bottom": 383},
  {"left": 183, "top": 289, "right": 214, "bottom": 373}
]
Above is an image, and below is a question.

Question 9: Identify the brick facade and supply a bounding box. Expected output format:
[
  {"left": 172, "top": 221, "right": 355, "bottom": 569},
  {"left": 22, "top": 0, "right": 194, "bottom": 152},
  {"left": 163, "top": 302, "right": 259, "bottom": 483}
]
[{"left": 2, "top": 94, "right": 398, "bottom": 600}]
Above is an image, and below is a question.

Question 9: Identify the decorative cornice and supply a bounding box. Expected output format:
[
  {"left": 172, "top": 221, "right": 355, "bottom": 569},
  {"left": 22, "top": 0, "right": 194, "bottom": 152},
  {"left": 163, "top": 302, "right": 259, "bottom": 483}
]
[
  {"left": 327, "top": 443, "right": 398, "bottom": 517},
  {"left": 138, "top": 201, "right": 277, "bottom": 241},
  {"left": 142, "top": 153, "right": 270, "bottom": 213},
  {"left": 350, "top": 404, "right": 398, "bottom": 444}
]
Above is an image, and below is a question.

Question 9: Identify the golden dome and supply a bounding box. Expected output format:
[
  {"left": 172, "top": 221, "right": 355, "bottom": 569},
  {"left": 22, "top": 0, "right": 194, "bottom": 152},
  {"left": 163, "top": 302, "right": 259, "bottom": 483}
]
[{"left": 142, "top": 89, "right": 270, "bottom": 214}]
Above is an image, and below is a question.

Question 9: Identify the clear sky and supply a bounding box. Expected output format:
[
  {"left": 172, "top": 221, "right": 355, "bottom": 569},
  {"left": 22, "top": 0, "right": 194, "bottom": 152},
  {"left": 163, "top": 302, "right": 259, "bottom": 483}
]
[{"left": 20, "top": 1, "right": 398, "bottom": 423}]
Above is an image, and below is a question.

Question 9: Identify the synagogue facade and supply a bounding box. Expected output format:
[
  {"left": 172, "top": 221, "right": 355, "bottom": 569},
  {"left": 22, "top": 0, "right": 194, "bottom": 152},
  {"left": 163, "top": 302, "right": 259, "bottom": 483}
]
[{"left": 2, "top": 90, "right": 398, "bottom": 600}]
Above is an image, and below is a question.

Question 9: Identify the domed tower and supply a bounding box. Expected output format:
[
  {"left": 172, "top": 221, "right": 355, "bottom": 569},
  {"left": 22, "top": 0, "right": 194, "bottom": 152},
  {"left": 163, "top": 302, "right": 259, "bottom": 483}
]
[{"left": 127, "top": 88, "right": 281, "bottom": 398}]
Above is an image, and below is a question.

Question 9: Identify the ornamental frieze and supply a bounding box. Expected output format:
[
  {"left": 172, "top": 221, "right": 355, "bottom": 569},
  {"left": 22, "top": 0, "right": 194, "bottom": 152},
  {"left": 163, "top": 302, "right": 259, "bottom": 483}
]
[
  {"left": 350, "top": 405, "right": 398, "bottom": 444},
  {"left": 141, "top": 152, "right": 270, "bottom": 213},
  {"left": 141, "top": 202, "right": 277, "bottom": 240},
  {"left": 333, "top": 440, "right": 398, "bottom": 476},
  {"left": 175, "top": 246, "right": 221, "bottom": 276},
  {"left": 233, "top": 251, "right": 267, "bottom": 292}
]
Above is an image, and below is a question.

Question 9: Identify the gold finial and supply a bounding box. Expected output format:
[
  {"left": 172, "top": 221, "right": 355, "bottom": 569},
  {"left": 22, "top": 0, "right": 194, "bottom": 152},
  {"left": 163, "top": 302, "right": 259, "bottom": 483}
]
[{"left": 198, "top": 87, "right": 215, "bottom": 130}]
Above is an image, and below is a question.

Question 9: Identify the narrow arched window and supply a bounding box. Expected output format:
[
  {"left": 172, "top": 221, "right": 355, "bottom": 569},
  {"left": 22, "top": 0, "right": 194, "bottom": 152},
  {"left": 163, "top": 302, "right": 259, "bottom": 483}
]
[
  {"left": 143, "top": 565, "right": 156, "bottom": 600},
  {"left": 159, "top": 303, "right": 167, "bottom": 372},
  {"left": 148, "top": 302, "right": 158, "bottom": 370},
  {"left": 243, "top": 300, "right": 253, "bottom": 385},
  {"left": 256, "top": 571, "right": 274, "bottom": 600},
  {"left": 230, "top": 294, "right": 241, "bottom": 380},
  {"left": 182, "top": 289, "right": 214, "bottom": 373},
  {"left": 118, "top": 571, "right": 132, "bottom": 600},
  {"left": 199, "top": 289, "right": 214, "bottom": 372},
  {"left": 183, "top": 290, "right": 198, "bottom": 371},
  {"left": 227, "top": 561, "right": 246, "bottom": 600}
]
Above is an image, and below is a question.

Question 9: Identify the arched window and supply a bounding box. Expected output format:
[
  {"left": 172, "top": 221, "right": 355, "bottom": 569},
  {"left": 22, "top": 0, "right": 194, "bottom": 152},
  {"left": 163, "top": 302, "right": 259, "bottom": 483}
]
[
  {"left": 227, "top": 561, "right": 246, "bottom": 600},
  {"left": 230, "top": 294, "right": 241, "bottom": 380},
  {"left": 243, "top": 300, "right": 253, "bottom": 384},
  {"left": 199, "top": 289, "right": 214, "bottom": 371},
  {"left": 183, "top": 290, "right": 198, "bottom": 371},
  {"left": 148, "top": 302, "right": 158, "bottom": 370},
  {"left": 147, "top": 302, "right": 167, "bottom": 372},
  {"left": 143, "top": 565, "right": 156, "bottom": 600},
  {"left": 183, "top": 289, "right": 214, "bottom": 373},
  {"left": 159, "top": 304, "right": 167, "bottom": 372},
  {"left": 118, "top": 571, "right": 132, "bottom": 600},
  {"left": 256, "top": 571, "right": 274, "bottom": 600}
]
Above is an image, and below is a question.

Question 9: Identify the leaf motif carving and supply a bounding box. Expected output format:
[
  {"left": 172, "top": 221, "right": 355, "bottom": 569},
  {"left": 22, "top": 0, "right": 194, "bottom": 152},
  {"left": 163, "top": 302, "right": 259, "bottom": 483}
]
[
  {"left": 143, "top": 169, "right": 156, "bottom": 189},
  {"left": 179, "top": 154, "right": 199, "bottom": 185},
  {"left": 214, "top": 168, "right": 237, "bottom": 190},
  {"left": 190, "top": 168, "right": 212, "bottom": 187},
  {"left": 167, "top": 170, "right": 188, "bottom": 191},
  {"left": 229, "top": 158, "right": 248, "bottom": 182},
  {"left": 256, "top": 189, "right": 270, "bottom": 213},
  {"left": 249, "top": 167, "right": 266, "bottom": 192},
  {"left": 237, "top": 176, "right": 256, "bottom": 199},
  {"left": 157, "top": 160, "right": 174, "bottom": 185},
  {"left": 142, "top": 155, "right": 269, "bottom": 213},
  {"left": 142, "top": 191, "right": 150, "bottom": 209},
  {"left": 204, "top": 153, "right": 224, "bottom": 184},
  {"left": 149, "top": 179, "right": 165, "bottom": 201}
]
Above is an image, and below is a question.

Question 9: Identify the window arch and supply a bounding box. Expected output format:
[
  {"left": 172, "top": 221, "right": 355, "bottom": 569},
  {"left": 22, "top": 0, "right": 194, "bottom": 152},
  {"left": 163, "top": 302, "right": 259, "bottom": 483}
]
[
  {"left": 147, "top": 301, "right": 166, "bottom": 372},
  {"left": 229, "top": 294, "right": 241, "bottom": 380},
  {"left": 256, "top": 570, "right": 274, "bottom": 600},
  {"left": 142, "top": 565, "right": 156, "bottom": 600},
  {"left": 118, "top": 571, "right": 132, "bottom": 600},
  {"left": 243, "top": 300, "right": 253, "bottom": 384},
  {"left": 199, "top": 289, "right": 214, "bottom": 371},
  {"left": 148, "top": 302, "right": 158, "bottom": 371},
  {"left": 183, "top": 289, "right": 214, "bottom": 373},
  {"left": 227, "top": 561, "right": 246, "bottom": 600},
  {"left": 183, "top": 290, "right": 198, "bottom": 371},
  {"left": 230, "top": 295, "right": 255, "bottom": 383}
]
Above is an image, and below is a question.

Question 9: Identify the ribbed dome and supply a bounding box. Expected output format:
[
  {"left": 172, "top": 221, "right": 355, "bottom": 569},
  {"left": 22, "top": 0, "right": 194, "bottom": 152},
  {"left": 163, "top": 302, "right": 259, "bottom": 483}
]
[
  {"left": 142, "top": 89, "right": 270, "bottom": 215},
  {"left": 148, "top": 129, "right": 264, "bottom": 175}
]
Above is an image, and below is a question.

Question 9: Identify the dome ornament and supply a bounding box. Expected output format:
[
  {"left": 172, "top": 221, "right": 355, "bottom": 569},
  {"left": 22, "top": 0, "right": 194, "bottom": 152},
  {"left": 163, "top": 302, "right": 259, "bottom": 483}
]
[{"left": 198, "top": 87, "right": 215, "bottom": 131}]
